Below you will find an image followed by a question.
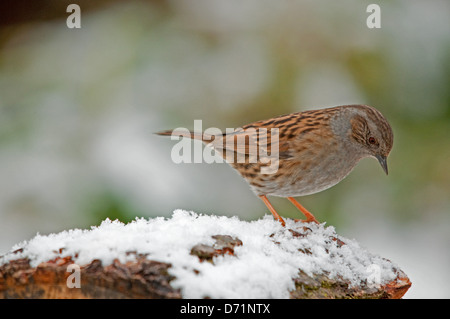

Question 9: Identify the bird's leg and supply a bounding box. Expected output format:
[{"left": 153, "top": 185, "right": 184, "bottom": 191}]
[
  {"left": 259, "top": 195, "right": 286, "bottom": 227},
  {"left": 287, "top": 197, "right": 319, "bottom": 224}
]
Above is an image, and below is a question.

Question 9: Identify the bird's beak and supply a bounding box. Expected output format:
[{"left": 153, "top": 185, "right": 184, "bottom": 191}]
[{"left": 376, "top": 154, "right": 389, "bottom": 175}]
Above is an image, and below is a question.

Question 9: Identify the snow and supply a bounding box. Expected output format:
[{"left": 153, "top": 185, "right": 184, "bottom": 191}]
[{"left": 0, "top": 210, "right": 398, "bottom": 298}]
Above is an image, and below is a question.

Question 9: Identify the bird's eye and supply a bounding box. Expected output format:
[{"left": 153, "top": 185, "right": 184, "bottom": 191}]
[{"left": 368, "top": 137, "right": 377, "bottom": 144}]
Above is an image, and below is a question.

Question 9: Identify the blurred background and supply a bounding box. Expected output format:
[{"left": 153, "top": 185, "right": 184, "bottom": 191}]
[{"left": 0, "top": 0, "right": 449, "bottom": 298}]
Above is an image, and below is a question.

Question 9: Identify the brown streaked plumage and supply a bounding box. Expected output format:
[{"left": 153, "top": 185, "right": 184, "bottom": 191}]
[{"left": 157, "top": 104, "right": 394, "bottom": 226}]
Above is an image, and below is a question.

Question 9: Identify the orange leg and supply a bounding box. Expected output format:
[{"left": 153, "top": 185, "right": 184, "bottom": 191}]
[
  {"left": 259, "top": 195, "right": 286, "bottom": 227},
  {"left": 287, "top": 197, "right": 319, "bottom": 224}
]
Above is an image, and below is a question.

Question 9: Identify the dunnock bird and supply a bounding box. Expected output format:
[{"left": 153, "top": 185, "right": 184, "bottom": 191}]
[{"left": 157, "top": 105, "right": 393, "bottom": 226}]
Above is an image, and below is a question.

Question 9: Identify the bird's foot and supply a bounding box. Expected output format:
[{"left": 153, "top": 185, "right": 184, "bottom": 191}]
[{"left": 294, "top": 218, "right": 319, "bottom": 224}]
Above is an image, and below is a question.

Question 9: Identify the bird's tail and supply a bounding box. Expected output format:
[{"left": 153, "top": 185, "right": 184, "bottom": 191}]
[{"left": 155, "top": 129, "right": 206, "bottom": 141}]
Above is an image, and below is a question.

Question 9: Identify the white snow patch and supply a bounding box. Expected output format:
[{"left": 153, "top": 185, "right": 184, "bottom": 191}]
[{"left": 0, "top": 210, "right": 398, "bottom": 298}]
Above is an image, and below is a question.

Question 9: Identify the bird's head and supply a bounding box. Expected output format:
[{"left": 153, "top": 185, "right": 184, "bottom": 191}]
[{"left": 348, "top": 105, "right": 394, "bottom": 175}]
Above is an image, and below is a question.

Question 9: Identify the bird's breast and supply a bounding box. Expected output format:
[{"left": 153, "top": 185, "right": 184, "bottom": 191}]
[{"left": 248, "top": 139, "right": 361, "bottom": 197}]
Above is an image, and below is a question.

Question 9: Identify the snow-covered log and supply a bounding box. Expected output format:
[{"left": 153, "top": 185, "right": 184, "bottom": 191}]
[{"left": 0, "top": 210, "right": 411, "bottom": 299}]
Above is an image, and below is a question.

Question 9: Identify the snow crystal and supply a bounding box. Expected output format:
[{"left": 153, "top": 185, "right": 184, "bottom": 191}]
[{"left": 0, "top": 210, "right": 398, "bottom": 298}]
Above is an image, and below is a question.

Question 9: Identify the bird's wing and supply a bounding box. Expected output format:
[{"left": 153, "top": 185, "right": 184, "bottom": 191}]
[{"left": 210, "top": 118, "right": 293, "bottom": 161}]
